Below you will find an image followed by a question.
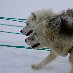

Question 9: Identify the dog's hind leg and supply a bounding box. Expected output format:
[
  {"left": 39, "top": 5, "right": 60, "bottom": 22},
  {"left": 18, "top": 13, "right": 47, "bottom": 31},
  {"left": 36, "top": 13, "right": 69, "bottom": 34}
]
[{"left": 32, "top": 51, "right": 57, "bottom": 69}]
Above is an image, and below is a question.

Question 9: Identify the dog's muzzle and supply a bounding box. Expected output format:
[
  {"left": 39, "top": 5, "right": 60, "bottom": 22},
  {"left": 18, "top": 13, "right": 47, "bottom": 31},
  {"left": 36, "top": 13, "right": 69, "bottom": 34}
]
[{"left": 20, "top": 30, "right": 33, "bottom": 36}]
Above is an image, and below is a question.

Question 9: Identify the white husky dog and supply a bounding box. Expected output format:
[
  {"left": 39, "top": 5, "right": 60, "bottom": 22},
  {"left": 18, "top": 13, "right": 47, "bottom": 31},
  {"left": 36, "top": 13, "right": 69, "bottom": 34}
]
[{"left": 22, "top": 9, "right": 73, "bottom": 73}]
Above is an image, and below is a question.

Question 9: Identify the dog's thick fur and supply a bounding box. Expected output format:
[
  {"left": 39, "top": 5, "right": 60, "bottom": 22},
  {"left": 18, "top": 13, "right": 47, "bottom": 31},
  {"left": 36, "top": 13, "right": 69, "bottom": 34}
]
[{"left": 21, "top": 9, "right": 73, "bottom": 73}]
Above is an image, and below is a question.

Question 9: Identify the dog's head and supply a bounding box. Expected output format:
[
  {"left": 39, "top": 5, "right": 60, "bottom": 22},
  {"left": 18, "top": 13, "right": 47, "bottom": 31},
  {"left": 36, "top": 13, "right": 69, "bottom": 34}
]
[
  {"left": 20, "top": 9, "right": 55, "bottom": 36},
  {"left": 24, "top": 30, "right": 47, "bottom": 49},
  {"left": 20, "top": 12, "right": 37, "bottom": 36}
]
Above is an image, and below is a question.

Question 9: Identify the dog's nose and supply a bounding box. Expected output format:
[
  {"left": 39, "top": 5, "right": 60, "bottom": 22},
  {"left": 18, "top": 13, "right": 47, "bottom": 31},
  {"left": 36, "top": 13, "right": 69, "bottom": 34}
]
[
  {"left": 20, "top": 30, "right": 22, "bottom": 33},
  {"left": 25, "top": 39, "right": 27, "bottom": 42}
]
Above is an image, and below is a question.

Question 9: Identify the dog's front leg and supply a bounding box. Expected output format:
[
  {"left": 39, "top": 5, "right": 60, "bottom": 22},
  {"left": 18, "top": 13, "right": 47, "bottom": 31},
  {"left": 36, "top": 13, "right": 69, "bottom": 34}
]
[{"left": 32, "top": 51, "right": 57, "bottom": 69}]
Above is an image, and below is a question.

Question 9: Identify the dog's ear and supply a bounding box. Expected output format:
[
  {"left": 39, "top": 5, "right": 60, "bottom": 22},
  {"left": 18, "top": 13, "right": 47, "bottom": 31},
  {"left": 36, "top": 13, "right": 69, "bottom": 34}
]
[
  {"left": 59, "top": 16, "right": 73, "bottom": 35},
  {"left": 49, "top": 16, "right": 61, "bottom": 27},
  {"left": 60, "top": 16, "right": 73, "bottom": 28},
  {"left": 31, "top": 12, "right": 36, "bottom": 20}
]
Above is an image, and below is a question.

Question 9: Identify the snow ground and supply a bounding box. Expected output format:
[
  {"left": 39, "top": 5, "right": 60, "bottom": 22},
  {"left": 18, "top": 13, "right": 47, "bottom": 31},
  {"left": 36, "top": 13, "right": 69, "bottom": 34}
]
[{"left": 0, "top": 18, "right": 71, "bottom": 73}]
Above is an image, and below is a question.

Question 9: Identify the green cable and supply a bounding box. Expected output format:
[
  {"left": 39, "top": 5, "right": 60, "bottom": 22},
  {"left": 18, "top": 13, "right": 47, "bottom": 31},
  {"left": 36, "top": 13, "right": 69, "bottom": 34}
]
[
  {"left": 0, "top": 24, "right": 23, "bottom": 28},
  {"left": 0, "top": 44, "right": 51, "bottom": 51},
  {"left": 0, "top": 31, "right": 21, "bottom": 34},
  {"left": 0, "top": 17, "right": 26, "bottom": 22}
]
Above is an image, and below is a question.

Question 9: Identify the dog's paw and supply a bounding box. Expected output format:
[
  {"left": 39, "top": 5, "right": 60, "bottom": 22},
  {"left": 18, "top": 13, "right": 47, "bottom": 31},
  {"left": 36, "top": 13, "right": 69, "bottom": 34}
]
[{"left": 32, "top": 64, "right": 42, "bottom": 70}]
